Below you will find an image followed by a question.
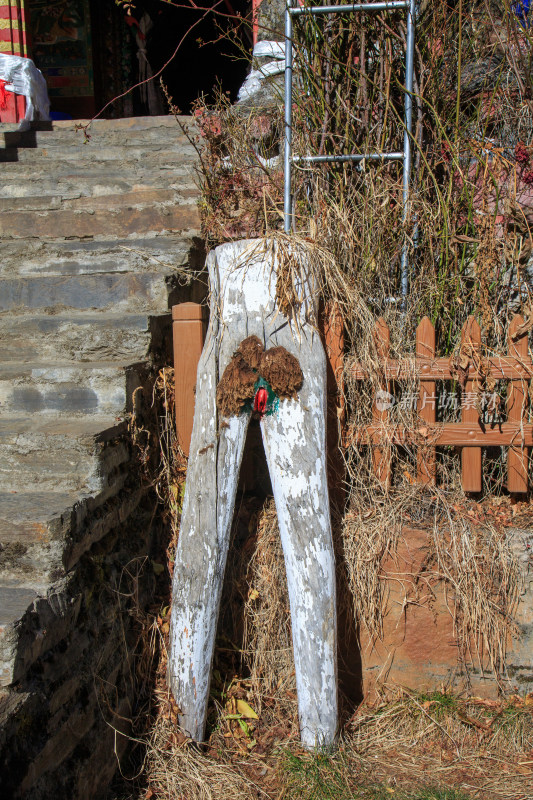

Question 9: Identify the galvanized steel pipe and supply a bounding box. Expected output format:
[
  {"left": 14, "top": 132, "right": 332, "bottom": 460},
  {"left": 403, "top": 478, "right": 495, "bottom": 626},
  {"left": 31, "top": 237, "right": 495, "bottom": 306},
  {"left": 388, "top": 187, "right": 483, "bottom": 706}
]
[
  {"left": 294, "top": 152, "right": 404, "bottom": 163},
  {"left": 400, "top": 0, "right": 416, "bottom": 300},
  {"left": 284, "top": 0, "right": 293, "bottom": 233},
  {"left": 290, "top": 1, "right": 408, "bottom": 15}
]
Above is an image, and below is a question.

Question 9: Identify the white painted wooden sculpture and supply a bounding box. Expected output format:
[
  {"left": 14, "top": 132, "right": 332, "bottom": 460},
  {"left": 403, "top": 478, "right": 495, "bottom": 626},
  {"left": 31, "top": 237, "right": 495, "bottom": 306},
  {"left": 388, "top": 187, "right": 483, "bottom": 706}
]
[{"left": 168, "top": 239, "right": 338, "bottom": 749}]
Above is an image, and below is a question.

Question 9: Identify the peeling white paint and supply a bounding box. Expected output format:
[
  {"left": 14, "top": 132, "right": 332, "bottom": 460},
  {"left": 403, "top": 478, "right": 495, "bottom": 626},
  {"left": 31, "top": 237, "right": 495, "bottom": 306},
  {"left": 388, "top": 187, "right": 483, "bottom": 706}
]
[{"left": 168, "top": 239, "right": 338, "bottom": 750}]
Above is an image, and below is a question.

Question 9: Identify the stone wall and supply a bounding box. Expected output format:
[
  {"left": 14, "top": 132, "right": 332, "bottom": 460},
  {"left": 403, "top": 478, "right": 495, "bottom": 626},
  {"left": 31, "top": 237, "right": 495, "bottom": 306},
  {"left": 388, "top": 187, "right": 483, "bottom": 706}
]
[{"left": 0, "top": 431, "right": 161, "bottom": 799}]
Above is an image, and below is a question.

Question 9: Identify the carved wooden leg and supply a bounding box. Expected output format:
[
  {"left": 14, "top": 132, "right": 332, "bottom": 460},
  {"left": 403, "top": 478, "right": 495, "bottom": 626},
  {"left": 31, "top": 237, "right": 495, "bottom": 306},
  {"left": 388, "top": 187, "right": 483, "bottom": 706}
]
[
  {"left": 168, "top": 313, "right": 251, "bottom": 741},
  {"left": 261, "top": 327, "right": 338, "bottom": 749}
]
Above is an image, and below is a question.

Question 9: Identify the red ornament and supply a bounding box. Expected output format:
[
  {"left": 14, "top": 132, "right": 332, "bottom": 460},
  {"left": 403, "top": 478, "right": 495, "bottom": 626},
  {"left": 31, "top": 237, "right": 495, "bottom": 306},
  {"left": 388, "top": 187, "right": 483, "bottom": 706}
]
[{"left": 253, "top": 387, "right": 268, "bottom": 416}]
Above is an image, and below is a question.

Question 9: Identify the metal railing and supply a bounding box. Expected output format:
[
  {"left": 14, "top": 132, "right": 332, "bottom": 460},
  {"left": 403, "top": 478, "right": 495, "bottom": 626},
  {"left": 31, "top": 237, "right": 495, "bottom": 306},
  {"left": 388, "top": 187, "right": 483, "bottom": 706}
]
[{"left": 284, "top": 0, "right": 416, "bottom": 298}]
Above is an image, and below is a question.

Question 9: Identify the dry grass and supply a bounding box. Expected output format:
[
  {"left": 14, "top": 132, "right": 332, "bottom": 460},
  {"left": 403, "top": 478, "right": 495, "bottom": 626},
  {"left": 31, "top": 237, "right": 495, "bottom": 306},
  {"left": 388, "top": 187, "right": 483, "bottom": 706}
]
[
  {"left": 241, "top": 498, "right": 295, "bottom": 708},
  {"left": 344, "top": 690, "right": 533, "bottom": 799},
  {"left": 143, "top": 717, "right": 262, "bottom": 800},
  {"left": 342, "top": 487, "right": 522, "bottom": 681},
  {"left": 131, "top": 687, "right": 533, "bottom": 800}
]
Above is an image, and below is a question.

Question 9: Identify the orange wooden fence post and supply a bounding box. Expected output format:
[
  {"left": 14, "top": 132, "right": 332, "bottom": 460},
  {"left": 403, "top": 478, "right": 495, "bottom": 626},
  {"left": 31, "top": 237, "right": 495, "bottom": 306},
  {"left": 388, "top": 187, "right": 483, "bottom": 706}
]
[
  {"left": 172, "top": 302, "right": 206, "bottom": 457},
  {"left": 461, "top": 316, "right": 482, "bottom": 493},
  {"left": 416, "top": 316, "right": 436, "bottom": 484},
  {"left": 373, "top": 317, "right": 392, "bottom": 486},
  {"left": 320, "top": 302, "right": 346, "bottom": 508},
  {"left": 507, "top": 314, "right": 529, "bottom": 495}
]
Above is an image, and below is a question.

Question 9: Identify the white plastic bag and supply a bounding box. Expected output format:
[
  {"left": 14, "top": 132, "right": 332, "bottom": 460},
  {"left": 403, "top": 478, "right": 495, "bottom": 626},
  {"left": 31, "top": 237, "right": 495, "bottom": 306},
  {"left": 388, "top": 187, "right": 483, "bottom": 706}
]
[{"left": 0, "top": 54, "right": 50, "bottom": 129}]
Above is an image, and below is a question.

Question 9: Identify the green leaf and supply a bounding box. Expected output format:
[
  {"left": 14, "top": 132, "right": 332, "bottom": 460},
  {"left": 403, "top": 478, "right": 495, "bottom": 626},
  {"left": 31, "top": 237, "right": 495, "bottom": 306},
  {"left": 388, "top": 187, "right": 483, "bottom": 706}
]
[
  {"left": 237, "top": 718, "right": 251, "bottom": 737},
  {"left": 236, "top": 699, "right": 259, "bottom": 719}
]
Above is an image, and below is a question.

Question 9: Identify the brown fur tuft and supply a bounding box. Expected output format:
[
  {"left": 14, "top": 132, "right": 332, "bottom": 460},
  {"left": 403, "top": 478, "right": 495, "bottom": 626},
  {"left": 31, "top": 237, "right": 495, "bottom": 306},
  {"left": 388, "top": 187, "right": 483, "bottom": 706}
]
[
  {"left": 216, "top": 355, "right": 257, "bottom": 417},
  {"left": 216, "top": 338, "right": 303, "bottom": 417},
  {"left": 236, "top": 335, "right": 264, "bottom": 370},
  {"left": 260, "top": 347, "right": 303, "bottom": 399}
]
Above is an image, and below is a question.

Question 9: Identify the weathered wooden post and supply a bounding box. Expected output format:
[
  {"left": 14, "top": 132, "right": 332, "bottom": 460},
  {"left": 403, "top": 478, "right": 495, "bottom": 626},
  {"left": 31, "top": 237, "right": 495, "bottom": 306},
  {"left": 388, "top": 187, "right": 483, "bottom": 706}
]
[
  {"left": 507, "top": 314, "right": 529, "bottom": 495},
  {"left": 416, "top": 316, "right": 436, "bottom": 484},
  {"left": 168, "top": 239, "right": 338, "bottom": 749},
  {"left": 461, "top": 317, "right": 482, "bottom": 493},
  {"left": 172, "top": 302, "right": 206, "bottom": 457},
  {"left": 372, "top": 317, "right": 392, "bottom": 485}
]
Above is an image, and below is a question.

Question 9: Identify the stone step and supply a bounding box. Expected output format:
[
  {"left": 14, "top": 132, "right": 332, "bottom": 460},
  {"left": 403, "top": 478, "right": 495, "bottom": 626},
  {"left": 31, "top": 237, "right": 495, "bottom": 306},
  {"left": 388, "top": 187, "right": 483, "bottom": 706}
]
[
  {"left": 0, "top": 149, "right": 198, "bottom": 172},
  {"left": 0, "top": 471, "right": 146, "bottom": 599},
  {"left": 1, "top": 129, "right": 191, "bottom": 149},
  {"left": 0, "top": 489, "right": 83, "bottom": 685},
  {"left": 0, "top": 490, "right": 79, "bottom": 587},
  {"left": 0, "top": 202, "right": 200, "bottom": 240},
  {"left": 0, "top": 157, "right": 197, "bottom": 186},
  {"left": 0, "top": 575, "right": 79, "bottom": 687},
  {"left": 0, "top": 185, "right": 197, "bottom": 211},
  {"left": 0, "top": 416, "right": 128, "bottom": 494},
  {"left": 0, "top": 114, "right": 193, "bottom": 134},
  {"left": 0, "top": 575, "right": 81, "bottom": 688},
  {"left": 1, "top": 119, "right": 195, "bottom": 149},
  {"left": 0, "top": 584, "right": 42, "bottom": 639},
  {"left": 0, "top": 359, "right": 146, "bottom": 416},
  {"left": 0, "top": 172, "right": 194, "bottom": 200},
  {"left": 52, "top": 114, "right": 195, "bottom": 134},
  {"left": 1, "top": 128, "right": 194, "bottom": 150},
  {"left": 0, "top": 312, "right": 170, "bottom": 363},
  {"left": 0, "top": 233, "right": 201, "bottom": 278},
  {"left": 0, "top": 142, "right": 198, "bottom": 164},
  {"left": 0, "top": 270, "right": 177, "bottom": 313},
  {"left": 0, "top": 151, "right": 196, "bottom": 171},
  {"left": 0, "top": 580, "right": 49, "bottom": 685}
]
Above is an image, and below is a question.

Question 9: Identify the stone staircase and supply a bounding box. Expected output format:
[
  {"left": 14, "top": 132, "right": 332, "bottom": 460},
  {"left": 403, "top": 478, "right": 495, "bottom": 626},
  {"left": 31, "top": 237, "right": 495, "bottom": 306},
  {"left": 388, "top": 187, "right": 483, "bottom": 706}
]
[{"left": 0, "top": 116, "right": 202, "bottom": 689}]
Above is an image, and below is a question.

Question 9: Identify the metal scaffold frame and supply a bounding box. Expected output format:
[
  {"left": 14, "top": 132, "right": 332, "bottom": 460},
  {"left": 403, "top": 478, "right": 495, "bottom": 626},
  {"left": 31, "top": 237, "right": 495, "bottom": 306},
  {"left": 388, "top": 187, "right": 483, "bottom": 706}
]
[{"left": 284, "top": 0, "right": 416, "bottom": 298}]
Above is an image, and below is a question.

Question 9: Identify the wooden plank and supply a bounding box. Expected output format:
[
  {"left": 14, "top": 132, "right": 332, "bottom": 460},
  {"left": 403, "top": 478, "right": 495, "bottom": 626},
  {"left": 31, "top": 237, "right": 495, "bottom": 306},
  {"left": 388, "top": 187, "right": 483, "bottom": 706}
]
[
  {"left": 372, "top": 317, "right": 391, "bottom": 486},
  {"left": 351, "top": 355, "right": 533, "bottom": 381},
  {"left": 507, "top": 314, "right": 529, "bottom": 495},
  {"left": 172, "top": 302, "right": 206, "bottom": 457},
  {"left": 346, "top": 422, "right": 533, "bottom": 447},
  {"left": 461, "top": 317, "right": 482, "bottom": 492},
  {"left": 416, "top": 316, "right": 436, "bottom": 484},
  {"left": 320, "top": 302, "right": 346, "bottom": 508}
]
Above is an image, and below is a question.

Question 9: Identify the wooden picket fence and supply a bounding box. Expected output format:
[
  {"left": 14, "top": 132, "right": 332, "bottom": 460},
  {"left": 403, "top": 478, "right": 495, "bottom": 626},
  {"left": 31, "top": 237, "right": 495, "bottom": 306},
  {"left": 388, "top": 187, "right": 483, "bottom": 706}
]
[
  {"left": 345, "top": 314, "right": 532, "bottom": 494},
  {"left": 172, "top": 303, "right": 531, "bottom": 495}
]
